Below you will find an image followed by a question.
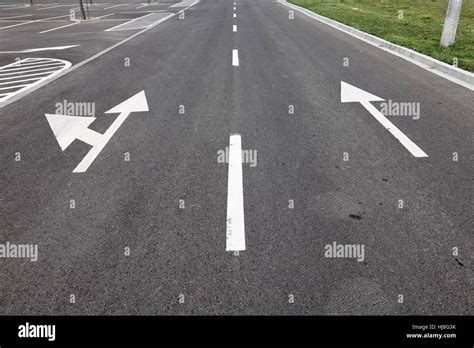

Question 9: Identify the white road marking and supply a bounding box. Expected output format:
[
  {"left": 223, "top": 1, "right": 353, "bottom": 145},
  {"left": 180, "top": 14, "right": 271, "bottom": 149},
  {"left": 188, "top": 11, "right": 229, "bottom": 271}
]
[
  {"left": 104, "top": 12, "right": 153, "bottom": 31},
  {"left": 0, "top": 45, "right": 79, "bottom": 53},
  {"left": 0, "top": 70, "right": 63, "bottom": 81},
  {"left": 0, "top": 15, "right": 69, "bottom": 30},
  {"left": 233, "top": 24, "right": 237, "bottom": 32},
  {"left": 232, "top": 49, "right": 239, "bottom": 66},
  {"left": 0, "top": 0, "right": 199, "bottom": 109},
  {"left": 1, "top": 6, "right": 27, "bottom": 11},
  {"left": 0, "top": 62, "right": 64, "bottom": 72},
  {"left": 0, "top": 84, "right": 30, "bottom": 91},
  {"left": 104, "top": 4, "right": 129, "bottom": 10},
  {"left": 37, "top": 5, "right": 74, "bottom": 11},
  {"left": 226, "top": 134, "right": 246, "bottom": 251},
  {"left": 170, "top": 0, "right": 198, "bottom": 7},
  {"left": 233, "top": 6, "right": 236, "bottom": 10},
  {"left": 94, "top": 13, "right": 115, "bottom": 20},
  {"left": 40, "top": 22, "right": 79, "bottom": 34},
  {"left": 45, "top": 91, "right": 149, "bottom": 173},
  {"left": 233, "top": 13, "right": 236, "bottom": 18},
  {"left": 7, "top": 60, "right": 61, "bottom": 67},
  {"left": 0, "top": 64, "right": 62, "bottom": 76},
  {"left": 0, "top": 58, "right": 71, "bottom": 104},
  {"left": 105, "top": 12, "right": 172, "bottom": 31},
  {"left": 0, "top": 14, "right": 32, "bottom": 20},
  {"left": 341, "top": 81, "right": 428, "bottom": 158},
  {"left": 0, "top": 77, "right": 42, "bottom": 86},
  {"left": 0, "top": 20, "right": 34, "bottom": 29},
  {"left": 136, "top": 4, "right": 149, "bottom": 9}
]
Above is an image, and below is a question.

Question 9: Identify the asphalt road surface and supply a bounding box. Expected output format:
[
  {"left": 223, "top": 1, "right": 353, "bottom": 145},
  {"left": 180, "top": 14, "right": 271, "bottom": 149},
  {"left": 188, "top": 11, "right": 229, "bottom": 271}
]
[{"left": 0, "top": 0, "right": 472, "bottom": 315}]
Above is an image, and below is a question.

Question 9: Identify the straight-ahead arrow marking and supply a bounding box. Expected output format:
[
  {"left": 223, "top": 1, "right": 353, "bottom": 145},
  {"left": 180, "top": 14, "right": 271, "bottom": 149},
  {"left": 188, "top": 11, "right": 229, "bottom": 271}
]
[
  {"left": 73, "top": 91, "right": 149, "bottom": 173},
  {"left": 341, "top": 81, "right": 428, "bottom": 158}
]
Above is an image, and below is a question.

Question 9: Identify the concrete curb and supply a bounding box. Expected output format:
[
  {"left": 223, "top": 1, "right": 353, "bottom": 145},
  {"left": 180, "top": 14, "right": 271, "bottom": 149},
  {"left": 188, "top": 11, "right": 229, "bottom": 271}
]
[{"left": 279, "top": 0, "right": 474, "bottom": 91}]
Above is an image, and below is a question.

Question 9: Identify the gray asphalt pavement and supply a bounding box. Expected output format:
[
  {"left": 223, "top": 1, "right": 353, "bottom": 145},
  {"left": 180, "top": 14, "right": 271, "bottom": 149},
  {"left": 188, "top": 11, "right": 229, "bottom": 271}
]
[{"left": 0, "top": 0, "right": 472, "bottom": 315}]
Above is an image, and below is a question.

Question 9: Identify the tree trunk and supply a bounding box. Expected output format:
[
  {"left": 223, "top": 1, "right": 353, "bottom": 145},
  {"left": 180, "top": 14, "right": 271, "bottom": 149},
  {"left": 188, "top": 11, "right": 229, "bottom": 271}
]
[
  {"left": 440, "top": 0, "right": 463, "bottom": 48},
  {"left": 79, "top": 0, "right": 87, "bottom": 20}
]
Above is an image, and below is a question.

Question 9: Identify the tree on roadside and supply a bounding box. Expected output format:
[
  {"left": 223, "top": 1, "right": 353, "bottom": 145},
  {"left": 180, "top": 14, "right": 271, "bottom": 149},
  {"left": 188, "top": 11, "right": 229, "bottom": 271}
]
[
  {"left": 440, "top": 0, "right": 463, "bottom": 47},
  {"left": 79, "top": 0, "right": 87, "bottom": 20}
]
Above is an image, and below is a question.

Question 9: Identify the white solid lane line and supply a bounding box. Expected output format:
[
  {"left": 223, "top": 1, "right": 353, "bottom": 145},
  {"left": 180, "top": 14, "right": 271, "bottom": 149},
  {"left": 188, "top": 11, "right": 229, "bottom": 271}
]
[
  {"left": 0, "top": 45, "right": 79, "bottom": 53},
  {"left": 0, "top": 14, "right": 32, "bottom": 20},
  {"left": 226, "top": 134, "right": 246, "bottom": 252},
  {"left": 40, "top": 22, "right": 79, "bottom": 34},
  {"left": 37, "top": 5, "right": 75, "bottom": 11},
  {"left": 233, "top": 24, "right": 237, "bottom": 32},
  {"left": 232, "top": 49, "right": 239, "bottom": 66},
  {"left": 0, "top": 15, "right": 69, "bottom": 30},
  {"left": 94, "top": 13, "right": 115, "bottom": 20},
  {"left": 1, "top": 6, "right": 27, "bottom": 11},
  {"left": 104, "top": 4, "right": 129, "bottom": 10},
  {"left": 105, "top": 12, "right": 173, "bottom": 32}
]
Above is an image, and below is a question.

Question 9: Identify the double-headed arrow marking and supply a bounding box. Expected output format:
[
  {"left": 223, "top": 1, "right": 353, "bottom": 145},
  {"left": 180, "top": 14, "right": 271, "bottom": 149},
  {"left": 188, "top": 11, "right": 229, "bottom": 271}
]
[
  {"left": 341, "top": 82, "right": 428, "bottom": 158},
  {"left": 45, "top": 91, "right": 149, "bottom": 173}
]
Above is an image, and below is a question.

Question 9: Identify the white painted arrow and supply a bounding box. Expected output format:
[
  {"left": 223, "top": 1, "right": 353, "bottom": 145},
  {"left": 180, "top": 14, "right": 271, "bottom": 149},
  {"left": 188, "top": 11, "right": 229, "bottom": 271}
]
[
  {"left": 341, "top": 81, "right": 428, "bottom": 158},
  {"left": 46, "top": 90, "right": 149, "bottom": 173},
  {"left": 45, "top": 114, "right": 101, "bottom": 150}
]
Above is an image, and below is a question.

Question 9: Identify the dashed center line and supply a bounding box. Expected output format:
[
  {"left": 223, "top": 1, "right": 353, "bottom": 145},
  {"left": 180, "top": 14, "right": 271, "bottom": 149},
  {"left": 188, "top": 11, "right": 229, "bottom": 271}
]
[
  {"left": 232, "top": 49, "right": 239, "bottom": 66},
  {"left": 233, "top": 24, "right": 237, "bottom": 32},
  {"left": 226, "top": 134, "right": 246, "bottom": 252},
  {"left": 233, "top": 13, "right": 236, "bottom": 18}
]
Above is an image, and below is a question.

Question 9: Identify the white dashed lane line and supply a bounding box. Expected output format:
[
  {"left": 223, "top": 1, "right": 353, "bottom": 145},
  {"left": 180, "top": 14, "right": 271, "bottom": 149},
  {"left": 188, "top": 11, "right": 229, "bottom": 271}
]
[
  {"left": 232, "top": 49, "right": 239, "bottom": 66},
  {"left": 226, "top": 134, "right": 246, "bottom": 252}
]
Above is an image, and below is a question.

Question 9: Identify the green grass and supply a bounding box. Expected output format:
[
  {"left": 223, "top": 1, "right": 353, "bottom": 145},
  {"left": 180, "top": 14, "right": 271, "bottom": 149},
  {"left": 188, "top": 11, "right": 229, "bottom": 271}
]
[{"left": 288, "top": 0, "right": 474, "bottom": 72}]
